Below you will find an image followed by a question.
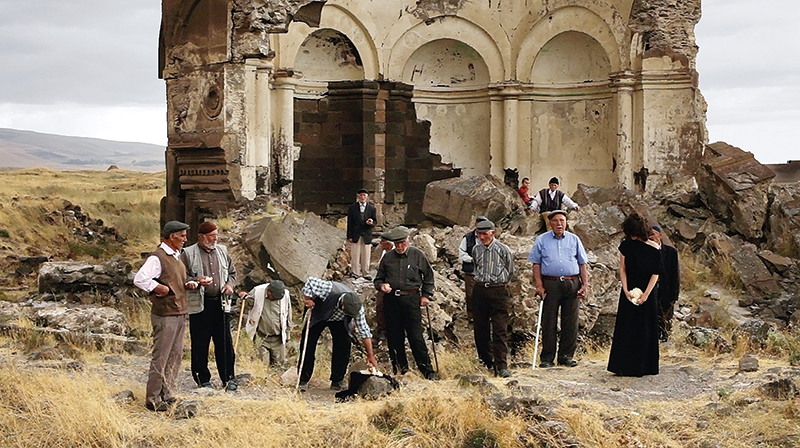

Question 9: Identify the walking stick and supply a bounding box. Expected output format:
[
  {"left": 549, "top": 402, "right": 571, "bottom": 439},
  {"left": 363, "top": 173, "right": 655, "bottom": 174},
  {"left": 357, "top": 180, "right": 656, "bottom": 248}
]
[
  {"left": 532, "top": 294, "right": 544, "bottom": 370},
  {"left": 233, "top": 294, "right": 247, "bottom": 354},
  {"left": 425, "top": 305, "right": 439, "bottom": 373},
  {"left": 296, "top": 309, "right": 312, "bottom": 390}
]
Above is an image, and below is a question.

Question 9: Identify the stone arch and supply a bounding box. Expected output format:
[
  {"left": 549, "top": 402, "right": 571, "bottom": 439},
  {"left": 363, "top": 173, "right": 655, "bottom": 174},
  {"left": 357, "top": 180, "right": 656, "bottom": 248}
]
[
  {"left": 515, "top": 6, "right": 622, "bottom": 80},
  {"left": 531, "top": 31, "right": 612, "bottom": 84},
  {"left": 279, "top": 4, "right": 379, "bottom": 80},
  {"left": 387, "top": 17, "right": 506, "bottom": 82},
  {"left": 294, "top": 29, "right": 365, "bottom": 82},
  {"left": 396, "top": 37, "right": 493, "bottom": 178}
]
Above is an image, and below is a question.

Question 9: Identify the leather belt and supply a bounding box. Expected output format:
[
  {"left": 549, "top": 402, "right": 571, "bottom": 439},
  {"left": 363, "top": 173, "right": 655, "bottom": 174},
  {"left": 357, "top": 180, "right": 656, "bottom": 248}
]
[
  {"left": 542, "top": 275, "right": 578, "bottom": 281},
  {"left": 393, "top": 289, "right": 420, "bottom": 296},
  {"left": 476, "top": 282, "right": 507, "bottom": 288}
]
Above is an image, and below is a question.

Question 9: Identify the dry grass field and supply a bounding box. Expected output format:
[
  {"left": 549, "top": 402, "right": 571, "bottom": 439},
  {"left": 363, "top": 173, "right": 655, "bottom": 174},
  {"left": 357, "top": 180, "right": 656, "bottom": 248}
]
[{"left": 0, "top": 169, "right": 798, "bottom": 448}]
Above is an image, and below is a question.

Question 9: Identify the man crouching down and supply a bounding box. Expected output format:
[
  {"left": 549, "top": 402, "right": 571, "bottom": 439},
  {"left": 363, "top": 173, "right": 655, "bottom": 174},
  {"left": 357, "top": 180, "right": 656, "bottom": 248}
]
[{"left": 297, "top": 276, "right": 378, "bottom": 392}]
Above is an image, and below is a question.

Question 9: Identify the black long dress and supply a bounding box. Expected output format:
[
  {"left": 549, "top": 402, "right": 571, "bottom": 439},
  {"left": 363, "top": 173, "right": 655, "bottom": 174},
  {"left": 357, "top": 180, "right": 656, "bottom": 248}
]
[{"left": 607, "top": 238, "right": 663, "bottom": 377}]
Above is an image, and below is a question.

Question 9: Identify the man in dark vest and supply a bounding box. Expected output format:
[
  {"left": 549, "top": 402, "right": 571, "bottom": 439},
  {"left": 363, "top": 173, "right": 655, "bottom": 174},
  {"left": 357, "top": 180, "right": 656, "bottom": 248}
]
[
  {"left": 458, "top": 215, "right": 489, "bottom": 322},
  {"left": 133, "top": 220, "right": 198, "bottom": 411},
  {"left": 297, "top": 276, "right": 378, "bottom": 392},
  {"left": 650, "top": 225, "right": 680, "bottom": 342},
  {"left": 346, "top": 188, "right": 378, "bottom": 279},
  {"left": 530, "top": 177, "right": 581, "bottom": 230}
]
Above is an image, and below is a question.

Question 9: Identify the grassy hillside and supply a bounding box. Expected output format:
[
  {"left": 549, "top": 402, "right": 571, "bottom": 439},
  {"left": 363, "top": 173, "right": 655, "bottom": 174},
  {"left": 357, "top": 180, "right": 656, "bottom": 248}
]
[{"left": 0, "top": 128, "right": 164, "bottom": 171}]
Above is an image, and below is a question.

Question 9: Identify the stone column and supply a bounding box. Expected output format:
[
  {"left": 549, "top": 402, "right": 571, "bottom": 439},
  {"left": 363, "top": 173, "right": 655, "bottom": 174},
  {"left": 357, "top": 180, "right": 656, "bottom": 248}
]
[
  {"left": 273, "top": 69, "right": 301, "bottom": 201},
  {"left": 503, "top": 85, "right": 520, "bottom": 172},
  {"left": 611, "top": 71, "right": 636, "bottom": 188},
  {"left": 242, "top": 58, "right": 274, "bottom": 200},
  {"left": 488, "top": 87, "right": 505, "bottom": 179}
]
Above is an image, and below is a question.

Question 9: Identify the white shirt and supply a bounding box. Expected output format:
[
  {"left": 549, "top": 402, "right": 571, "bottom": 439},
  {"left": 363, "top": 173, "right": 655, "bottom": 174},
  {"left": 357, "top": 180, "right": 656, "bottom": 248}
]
[{"left": 133, "top": 242, "right": 181, "bottom": 293}]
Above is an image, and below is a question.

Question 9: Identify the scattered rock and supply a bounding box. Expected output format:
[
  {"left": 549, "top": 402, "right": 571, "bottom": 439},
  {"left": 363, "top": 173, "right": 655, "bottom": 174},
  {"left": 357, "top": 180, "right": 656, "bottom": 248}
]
[{"left": 738, "top": 354, "right": 759, "bottom": 372}]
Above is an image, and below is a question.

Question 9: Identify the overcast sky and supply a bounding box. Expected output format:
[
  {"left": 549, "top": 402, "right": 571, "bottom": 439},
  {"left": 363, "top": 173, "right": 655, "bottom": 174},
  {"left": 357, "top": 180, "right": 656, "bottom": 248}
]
[{"left": 0, "top": 0, "right": 796, "bottom": 164}]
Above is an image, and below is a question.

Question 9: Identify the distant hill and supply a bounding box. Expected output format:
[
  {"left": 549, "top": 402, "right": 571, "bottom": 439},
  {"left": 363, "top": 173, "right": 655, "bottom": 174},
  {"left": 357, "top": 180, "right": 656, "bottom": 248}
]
[{"left": 0, "top": 128, "right": 164, "bottom": 171}]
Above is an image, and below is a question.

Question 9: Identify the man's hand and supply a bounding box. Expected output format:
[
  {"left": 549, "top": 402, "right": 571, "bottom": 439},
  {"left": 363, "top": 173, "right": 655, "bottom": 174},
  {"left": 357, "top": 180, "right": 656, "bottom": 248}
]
[
  {"left": 420, "top": 296, "right": 430, "bottom": 307},
  {"left": 238, "top": 291, "right": 248, "bottom": 299},
  {"left": 221, "top": 284, "right": 234, "bottom": 295},
  {"left": 366, "top": 353, "right": 378, "bottom": 369},
  {"left": 154, "top": 284, "right": 170, "bottom": 297},
  {"left": 577, "top": 285, "right": 587, "bottom": 299},
  {"left": 380, "top": 283, "right": 392, "bottom": 293},
  {"left": 304, "top": 297, "right": 315, "bottom": 309},
  {"left": 198, "top": 276, "right": 213, "bottom": 286},
  {"left": 535, "top": 284, "right": 546, "bottom": 298}
]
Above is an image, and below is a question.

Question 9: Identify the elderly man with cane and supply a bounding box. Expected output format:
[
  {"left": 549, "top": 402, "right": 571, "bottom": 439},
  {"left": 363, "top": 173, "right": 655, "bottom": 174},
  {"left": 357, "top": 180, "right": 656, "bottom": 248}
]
[
  {"left": 528, "top": 210, "right": 589, "bottom": 368},
  {"left": 374, "top": 226, "right": 437, "bottom": 380},
  {"left": 297, "top": 276, "right": 378, "bottom": 392}
]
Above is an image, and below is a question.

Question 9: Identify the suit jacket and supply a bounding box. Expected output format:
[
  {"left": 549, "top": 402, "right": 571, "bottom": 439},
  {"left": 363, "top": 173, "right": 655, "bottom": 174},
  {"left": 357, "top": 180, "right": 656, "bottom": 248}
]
[
  {"left": 346, "top": 201, "right": 377, "bottom": 242},
  {"left": 658, "top": 244, "right": 680, "bottom": 305}
]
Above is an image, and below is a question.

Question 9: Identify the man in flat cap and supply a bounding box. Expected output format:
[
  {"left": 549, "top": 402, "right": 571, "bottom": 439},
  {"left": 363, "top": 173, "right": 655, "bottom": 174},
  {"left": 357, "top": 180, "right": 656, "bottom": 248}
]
[
  {"left": 471, "top": 219, "right": 515, "bottom": 377},
  {"left": 374, "top": 226, "right": 437, "bottom": 380},
  {"left": 240, "top": 280, "right": 292, "bottom": 369},
  {"left": 458, "top": 215, "right": 490, "bottom": 322},
  {"left": 527, "top": 210, "right": 589, "bottom": 368},
  {"left": 346, "top": 188, "right": 377, "bottom": 279},
  {"left": 298, "top": 277, "right": 378, "bottom": 392},
  {"left": 134, "top": 220, "right": 197, "bottom": 411},
  {"left": 530, "top": 177, "right": 581, "bottom": 230},
  {"left": 181, "top": 221, "right": 239, "bottom": 391}
]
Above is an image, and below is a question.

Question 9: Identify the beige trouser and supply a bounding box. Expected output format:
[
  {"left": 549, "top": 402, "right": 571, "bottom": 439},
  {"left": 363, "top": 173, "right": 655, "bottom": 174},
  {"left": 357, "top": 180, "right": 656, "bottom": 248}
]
[
  {"left": 540, "top": 212, "right": 553, "bottom": 231},
  {"left": 256, "top": 334, "right": 286, "bottom": 369},
  {"left": 146, "top": 313, "right": 186, "bottom": 407},
  {"left": 350, "top": 237, "right": 371, "bottom": 276}
]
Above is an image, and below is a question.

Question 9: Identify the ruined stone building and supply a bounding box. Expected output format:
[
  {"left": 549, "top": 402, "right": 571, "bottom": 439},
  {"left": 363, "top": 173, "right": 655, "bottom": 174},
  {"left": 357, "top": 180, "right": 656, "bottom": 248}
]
[{"left": 159, "top": 0, "right": 706, "bottom": 229}]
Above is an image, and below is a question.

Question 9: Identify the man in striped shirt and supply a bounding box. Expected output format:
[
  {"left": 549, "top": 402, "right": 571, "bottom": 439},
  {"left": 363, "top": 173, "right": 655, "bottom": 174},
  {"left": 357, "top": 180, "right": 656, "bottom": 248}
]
[{"left": 471, "top": 219, "right": 516, "bottom": 378}]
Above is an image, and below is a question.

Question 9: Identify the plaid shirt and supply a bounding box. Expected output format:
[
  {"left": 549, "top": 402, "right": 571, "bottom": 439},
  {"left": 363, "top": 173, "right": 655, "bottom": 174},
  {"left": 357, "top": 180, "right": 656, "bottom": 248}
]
[{"left": 302, "top": 277, "right": 372, "bottom": 338}]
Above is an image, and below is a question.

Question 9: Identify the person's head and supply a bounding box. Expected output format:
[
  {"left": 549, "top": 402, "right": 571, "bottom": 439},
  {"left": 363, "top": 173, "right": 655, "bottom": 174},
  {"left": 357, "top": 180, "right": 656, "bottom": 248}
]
[
  {"left": 622, "top": 213, "right": 649, "bottom": 241},
  {"left": 161, "top": 221, "right": 190, "bottom": 251},
  {"left": 521, "top": 178, "right": 530, "bottom": 188},
  {"left": 379, "top": 232, "right": 394, "bottom": 251},
  {"left": 357, "top": 188, "right": 368, "bottom": 203},
  {"left": 475, "top": 220, "right": 496, "bottom": 245},
  {"left": 547, "top": 210, "right": 567, "bottom": 237},
  {"left": 267, "top": 280, "right": 285, "bottom": 301},
  {"left": 650, "top": 224, "right": 663, "bottom": 245},
  {"left": 339, "top": 292, "right": 363, "bottom": 317},
  {"left": 197, "top": 221, "right": 219, "bottom": 251},
  {"left": 387, "top": 226, "right": 411, "bottom": 254},
  {"left": 474, "top": 215, "right": 489, "bottom": 230},
  {"left": 548, "top": 177, "right": 559, "bottom": 191}
]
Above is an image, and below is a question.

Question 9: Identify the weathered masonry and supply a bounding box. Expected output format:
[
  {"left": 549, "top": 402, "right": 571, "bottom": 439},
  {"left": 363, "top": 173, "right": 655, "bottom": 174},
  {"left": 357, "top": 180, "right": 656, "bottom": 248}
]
[{"left": 159, "top": 0, "right": 706, "bottom": 230}]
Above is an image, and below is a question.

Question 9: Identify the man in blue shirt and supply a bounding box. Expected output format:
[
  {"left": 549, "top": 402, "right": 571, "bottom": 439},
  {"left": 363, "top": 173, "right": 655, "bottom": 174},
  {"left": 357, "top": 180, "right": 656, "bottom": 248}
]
[{"left": 528, "top": 210, "right": 589, "bottom": 368}]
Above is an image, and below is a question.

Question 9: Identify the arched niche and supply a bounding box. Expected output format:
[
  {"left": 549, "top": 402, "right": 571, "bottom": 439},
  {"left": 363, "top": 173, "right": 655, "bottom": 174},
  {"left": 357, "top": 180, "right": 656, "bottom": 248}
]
[
  {"left": 294, "top": 28, "right": 365, "bottom": 82},
  {"left": 520, "top": 30, "right": 616, "bottom": 192},
  {"left": 401, "top": 39, "right": 491, "bottom": 178},
  {"left": 531, "top": 31, "right": 611, "bottom": 84}
]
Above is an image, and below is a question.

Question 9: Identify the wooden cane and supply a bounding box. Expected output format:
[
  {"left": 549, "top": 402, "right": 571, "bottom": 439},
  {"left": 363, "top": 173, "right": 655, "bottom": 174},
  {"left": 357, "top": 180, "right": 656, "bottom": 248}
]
[
  {"left": 233, "top": 295, "right": 247, "bottom": 354},
  {"left": 296, "top": 309, "right": 312, "bottom": 391},
  {"left": 532, "top": 294, "right": 544, "bottom": 370}
]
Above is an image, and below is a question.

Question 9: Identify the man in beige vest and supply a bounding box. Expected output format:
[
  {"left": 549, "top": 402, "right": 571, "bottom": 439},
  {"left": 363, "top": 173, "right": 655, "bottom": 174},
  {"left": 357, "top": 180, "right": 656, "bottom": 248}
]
[{"left": 134, "top": 221, "right": 198, "bottom": 412}]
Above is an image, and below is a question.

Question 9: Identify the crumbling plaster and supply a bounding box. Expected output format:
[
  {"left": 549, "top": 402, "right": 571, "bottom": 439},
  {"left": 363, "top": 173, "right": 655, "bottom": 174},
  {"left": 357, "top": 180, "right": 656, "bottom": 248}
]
[{"left": 160, "top": 0, "right": 705, "bottom": 227}]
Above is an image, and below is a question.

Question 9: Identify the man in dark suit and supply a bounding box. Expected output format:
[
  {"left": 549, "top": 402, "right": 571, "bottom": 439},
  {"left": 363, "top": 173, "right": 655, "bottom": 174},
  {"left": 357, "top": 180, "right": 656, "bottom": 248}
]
[
  {"left": 347, "top": 188, "right": 377, "bottom": 279},
  {"left": 650, "top": 225, "right": 680, "bottom": 342}
]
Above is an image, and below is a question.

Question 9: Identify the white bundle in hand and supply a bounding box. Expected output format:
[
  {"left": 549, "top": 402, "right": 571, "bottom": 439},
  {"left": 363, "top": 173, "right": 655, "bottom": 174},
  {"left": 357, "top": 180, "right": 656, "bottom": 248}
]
[{"left": 629, "top": 288, "right": 643, "bottom": 305}]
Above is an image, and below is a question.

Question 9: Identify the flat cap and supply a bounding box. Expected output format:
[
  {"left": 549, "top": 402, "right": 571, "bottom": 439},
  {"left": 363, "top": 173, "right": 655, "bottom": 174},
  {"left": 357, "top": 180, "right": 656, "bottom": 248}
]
[
  {"left": 161, "top": 220, "right": 190, "bottom": 238},
  {"left": 651, "top": 224, "right": 663, "bottom": 233},
  {"left": 385, "top": 225, "right": 410, "bottom": 243},
  {"left": 547, "top": 209, "right": 567, "bottom": 220},
  {"left": 357, "top": 188, "right": 368, "bottom": 194},
  {"left": 267, "top": 280, "right": 286, "bottom": 299},
  {"left": 340, "top": 291, "right": 363, "bottom": 317},
  {"left": 475, "top": 215, "right": 489, "bottom": 223},
  {"left": 197, "top": 221, "right": 217, "bottom": 235},
  {"left": 475, "top": 220, "right": 495, "bottom": 231}
]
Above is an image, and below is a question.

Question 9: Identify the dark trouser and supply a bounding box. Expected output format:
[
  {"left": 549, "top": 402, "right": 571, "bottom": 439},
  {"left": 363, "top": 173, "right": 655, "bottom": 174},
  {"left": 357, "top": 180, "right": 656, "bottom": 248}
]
[
  {"left": 375, "top": 290, "right": 386, "bottom": 337},
  {"left": 298, "top": 319, "right": 351, "bottom": 384},
  {"left": 658, "top": 297, "right": 676, "bottom": 337},
  {"left": 472, "top": 284, "right": 510, "bottom": 371},
  {"left": 146, "top": 313, "right": 186, "bottom": 408},
  {"left": 384, "top": 293, "right": 433, "bottom": 375},
  {"left": 189, "top": 297, "right": 235, "bottom": 385},
  {"left": 540, "top": 277, "right": 581, "bottom": 363},
  {"left": 464, "top": 273, "right": 476, "bottom": 321}
]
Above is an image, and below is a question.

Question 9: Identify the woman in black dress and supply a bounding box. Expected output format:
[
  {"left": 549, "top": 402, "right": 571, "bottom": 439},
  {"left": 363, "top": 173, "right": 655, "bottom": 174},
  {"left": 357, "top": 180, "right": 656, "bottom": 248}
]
[{"left": 607, "top": 213, "right": 663, "bottom": 377}]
